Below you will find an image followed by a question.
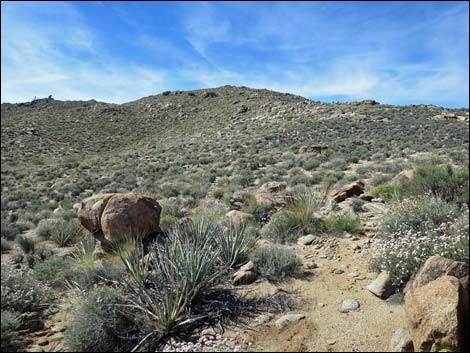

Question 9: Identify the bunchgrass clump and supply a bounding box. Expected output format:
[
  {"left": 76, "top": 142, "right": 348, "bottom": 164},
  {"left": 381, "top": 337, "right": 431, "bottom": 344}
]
[
  {"left": 265, "top": 188, "right": 324, "bottom": 243},
  {"left": 252, "top": 244, "right": 303, "bottom": 281},
  {"left": 325, "top": 212, "right": 361, "bottom": 234},
  {"left": 65, "top": 286, "right": 141, "bottom": 352}
]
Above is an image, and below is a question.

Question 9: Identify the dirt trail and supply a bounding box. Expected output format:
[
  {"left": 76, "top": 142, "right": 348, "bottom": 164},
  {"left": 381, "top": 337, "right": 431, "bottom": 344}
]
[{"left": 233, "top": 236, "right": 406, "bottom": 352}]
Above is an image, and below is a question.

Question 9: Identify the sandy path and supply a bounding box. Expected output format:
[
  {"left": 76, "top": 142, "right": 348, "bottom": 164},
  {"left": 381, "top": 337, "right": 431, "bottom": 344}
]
[{"left": 234, "top": 236, "right": 406, "bottom": 352}]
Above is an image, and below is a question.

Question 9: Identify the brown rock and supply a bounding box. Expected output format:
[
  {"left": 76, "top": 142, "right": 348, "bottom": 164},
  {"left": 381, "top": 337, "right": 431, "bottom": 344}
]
[
  {"left": 326, "top": 180, "right": 364, "bottom": 203},
  {"left": 232, "top": 270, "right": 257, "bottom": 286},
  {"left": 406, "top": 256, "right": 469, "bottom": 293},
  {"left": 391, "top": 169, "right": 415, "bottom": 185},
  {"left": 101, "top": 193, "right": 162, "bottom": 243},
  {"left": 405, "top": 275, "right": 467, "bottom": 352},
  {"left": 77, "top": 193, "right": 115, "bottom": 233},
  {"left": 225, "top": 210, "right": 255, "bottom": 227},
  {"left": 255, "top": 192, "right": 292, "bottom": 208}
]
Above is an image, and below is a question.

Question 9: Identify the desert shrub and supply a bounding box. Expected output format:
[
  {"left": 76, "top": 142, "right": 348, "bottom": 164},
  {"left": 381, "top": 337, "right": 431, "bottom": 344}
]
[
  {"left": 325, "top": 213, "right": 361, "bottom": 234},
  {"left": 36, "top": 218, "right": 60, "bottom": 238},
  {"left": 1, "top": 238, "right": 12, "bottom": 252},
  {"left": 371, "top": 196, "right": 468, "bottom": 287},
  {"left": 1, "top": 222, "right": 21, "bottom": 241},
  {"left": 371, "top": 183, "right": 399, "bottom": 200},
  {"left": 65, "top": 287, "right": 141, "bottom": 352},
  {"left": 398, "top": 163, "right": 469, "bottom": 204},
  {"left": 32, "top": 256, "right": 70, "bottom": 288},
  {"left": 302, "top": 158, "right": 320, "bottom": 171},
  {"left": 16, "top": 236, "right": 35, "bottom": 254},
  {"left": 1, "top": 266, "right": 52, "bottom": 313},
  {"left": 1, "top": 310, "right": 22, "bottom": 352},
  {"left": 241, "top": 204, "right": 271, "bottom": 224},
  {"left": 159, "top": 198, "right": 186, "bottom": 230},
  {"left": 50, "top": 219, "right": 84, "bottom": 247},
  {"left": 252, "top": 244, "right": 303, "bottom": 281}
]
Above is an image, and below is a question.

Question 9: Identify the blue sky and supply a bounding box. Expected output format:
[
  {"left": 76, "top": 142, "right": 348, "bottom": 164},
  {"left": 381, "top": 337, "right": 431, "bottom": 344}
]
[{"left": 1, "top": 1, "right": 469, "bottom": 107}]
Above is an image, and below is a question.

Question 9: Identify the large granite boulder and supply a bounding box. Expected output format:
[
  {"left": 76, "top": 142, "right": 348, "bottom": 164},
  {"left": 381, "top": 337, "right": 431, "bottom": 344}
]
[{"left": 77, "top": 193, "right": 162, "bottom": 247}]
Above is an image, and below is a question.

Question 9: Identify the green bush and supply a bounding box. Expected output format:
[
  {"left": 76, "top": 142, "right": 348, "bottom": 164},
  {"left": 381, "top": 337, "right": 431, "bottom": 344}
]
[
  {"left": 1, "top": 238, "right": 12, "bottom": 252},
  {"left": 252, "top": 244, "right": 303, "bottom": 281},
  {"left": 1, "top": 310, "right": 22, "bottom": 352},
  {"left": 16, "top": 236, "right": 35, "bottom": 254},
  {"left": 325, "top": 213, "right": 361, "bottom": 234},
  {"left": 398, "top": 163, "right": 469, "bottom": 204},
  {"left": 371, "top": 183, "right": 399, "bottom": 200},
  {"left": 32, "top": 256, "right": 70, "bottom": 288},
  {"left": 36, "top": 218, "right": 60, "bottom": 239},
  {"left": 65, "top": 287, "right": 141, "bottom": 352}
]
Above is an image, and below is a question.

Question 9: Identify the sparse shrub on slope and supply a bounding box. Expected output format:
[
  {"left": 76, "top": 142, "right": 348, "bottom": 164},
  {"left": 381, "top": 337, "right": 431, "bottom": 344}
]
[
  {"left": 398, "top": 163, "right": 469, "bottom": 205},
  {"left": 325, "top": 212, "right": 361, "bottom": 234},
  {"left": 252, "top": 244, "right": 303, "bottom": 281},
  {"left": 65, "top": 287, "right": 141, "bottom": 352},
  {"left": 371, "top": 196, "right": 469, "bottom": 287},
  {"left": 1, "top": 310, "right": 22, "bottom": 352}
]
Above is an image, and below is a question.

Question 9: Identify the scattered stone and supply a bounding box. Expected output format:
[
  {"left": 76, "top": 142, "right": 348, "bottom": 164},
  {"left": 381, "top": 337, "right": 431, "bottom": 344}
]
[
  {"left": 318, "top": 303, "right": 326, "bottom": 308},
  {"left": 326, "top": 180, "right": 365, "bottom": 204},
  {"left": 36, "top": 337, "right": 49, "bottom": 346},
  {"left": 255, "top": 313, "right": 274, "bottom": 325},
  {"left": 327, "top": 339, "right": 337, "bottom": 346},
  {"left": 297, "top": 234, "right": 315, "bottom": 246},
  {"left": 258, "top": 181, "right": 286, "bottom": 193},
  {"left": 332, "top": 269, "right": 344, "bottom": 274},
  {"left": 390, "top": 328, "right": 414, "bottom": 352},
  {"left": 340, "top": 299, "right": 360, "bottom": 313},
  {"left": 367, "top": 271, "right": 394, "bottom": 299},
  {"left": 275, "top": 314, "right": 306, "bottom": 329},
  {"left": 352, "top": 244, "right": 361, "bottom": 251},
  {"left": 305, "top": 261, "right": 318, "bottom": 269}
]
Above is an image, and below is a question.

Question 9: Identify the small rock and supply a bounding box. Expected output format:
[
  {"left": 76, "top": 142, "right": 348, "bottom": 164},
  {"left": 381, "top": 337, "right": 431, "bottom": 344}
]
[
  {"left": 390, "top": 328, "right": 414, "bottom": 352},
  {"left": 327, "top": 339, "right": 336, "bottom": 345},
  {"left": 255, "top": 314, "right": 274, "bottom": 325},
  {"left": 275, "top": 314, "right": 306, "bottom": 329},
  {"left": 318, "top": 303, "right": 326, "bottom": 308},
  {"left": 352, "top": 245, "right": 361, "bottom": 251},
  {"left": 340, "top": 299, "right": 360, "bottom": 313},
  {"left": 305, "top": 261, "right": 318, "bottom": 269},
  {"left": 37, "top": 337, "right": 49, "bottom": 346},
  {"left": 332, "top": 269, "right": 344, "bottom": 274},
  {"left": 297, "top": 234, "right": 315, "bottom": 246},
  {"left": 367, "top": 271, "right": 394, "bottom": 299}
]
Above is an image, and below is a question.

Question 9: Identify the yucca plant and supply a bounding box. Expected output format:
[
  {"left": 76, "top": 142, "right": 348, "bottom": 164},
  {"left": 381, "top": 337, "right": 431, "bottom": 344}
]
[
  {"left": 50, "top": 219, "right": 84, "bottom": 247},
  {"left": 118, "top": 218, "right": 226, "bottom": 336},
  {"left": 215, "top": 222, "right": 255, "bottom": 268}
]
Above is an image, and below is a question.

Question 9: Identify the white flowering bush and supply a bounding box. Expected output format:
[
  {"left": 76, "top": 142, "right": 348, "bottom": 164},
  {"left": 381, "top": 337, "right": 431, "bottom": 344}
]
[{"left": 371, "top": 196, "right": 469, "bottom": 287}]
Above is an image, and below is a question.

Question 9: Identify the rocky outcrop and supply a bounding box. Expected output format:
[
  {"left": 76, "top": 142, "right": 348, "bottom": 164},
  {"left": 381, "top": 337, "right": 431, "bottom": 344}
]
[
  {"left": 225, "top": 210, "right": 255, "bottom": 228},
  {"left": 258, "top": 181, "right": 286, "bottom": 194},
  {"left": 232, "top": 261, "right": 257, "bottom": 286},
  {"left": 404, "top": 257, "right": 469, "bottom": 352},
  {"left": 77, "top": 193, "right": 162, "bottom": 247},
  {"left": 326, "top": 180, "right": 364, "bottom": 204},
  {"left": 391, "top": 169, "right": 415, "bottom": 185}
]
